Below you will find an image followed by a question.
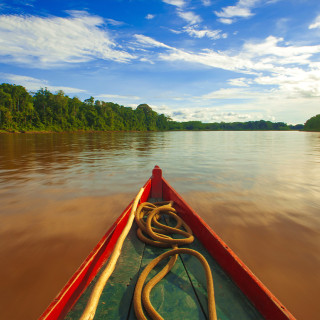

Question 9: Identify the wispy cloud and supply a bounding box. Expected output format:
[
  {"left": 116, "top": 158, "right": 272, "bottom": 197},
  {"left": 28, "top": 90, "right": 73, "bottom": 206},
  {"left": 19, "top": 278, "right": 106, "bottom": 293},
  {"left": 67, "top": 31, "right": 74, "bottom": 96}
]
[
  {"left": 0, "top": 11, "right": 135, "bottom": 68},
  {"left": 158, "top": 35, "right": 320, "bottom": 72},
  {"left": 153, "top": 105, "right": 271, "bottom": 123},
  {"left": 177, "top": 10, "right": 202, "bottom": 25},
  {"left": 135, "top": 33, "right": 320, "bottom": 100},
  {"left": 242, "top": 36, "right": 320, "bottom": 65},
  {"left": 134, "top": 34, "right": 172, "bottom": 49},
  {"left": 159, "top": 48, "right": 252, "bottom": 73},
  {"left": 105, "top": 18, "right": 125, "bottom": 26},
  {"left": 218, "top": 18, "right": 233, "bottom": 25},
  {"left": 183, "top": 25, "right": 227, "bottom": 40},
  {"left": 201, "top": 0, "right": 211, "bottom": 6},
  {"left": 309, "top": 14, "right": 320, "bottom": 29},
  {"left": 216, "top": 6, "right": 253, "bottom": 18},
  {"left": 255, "top": 69, "right": 320, "bottom": 98},
  {"left": 162, "top": 0, "right": 202, "bottom": 26},
  {"left": 215, "top": 0, "right": 260, "bottom": 24},
  {"left": 162, "top": 0, "right": 186, "bottom": 8},
  {"left": 151, "top": 90, "right": 318, "bottom": 124},
  {"left": 228, "top": 77, "right": 253, "bottom": 87},
  {"left": 1, "top": 73, "right": 86, "bottom": 93}
]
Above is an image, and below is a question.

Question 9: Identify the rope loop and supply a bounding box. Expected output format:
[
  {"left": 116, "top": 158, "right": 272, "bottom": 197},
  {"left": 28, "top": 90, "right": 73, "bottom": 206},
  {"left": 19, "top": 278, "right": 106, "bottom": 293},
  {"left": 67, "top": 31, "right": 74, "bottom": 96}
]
[{"left": 134, "top": 201, "right": 217, "bottom": 320}]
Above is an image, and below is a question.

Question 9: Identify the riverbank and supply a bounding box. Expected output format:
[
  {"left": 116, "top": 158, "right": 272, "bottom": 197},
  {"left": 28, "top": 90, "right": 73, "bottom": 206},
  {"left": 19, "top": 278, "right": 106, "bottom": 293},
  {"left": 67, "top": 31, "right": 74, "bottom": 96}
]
[
  {"left": 0, "top": 129, "right": 145, "bottom": 134},
  {"left": 0, "top": 128, "right": 307, "bottom": 134}
]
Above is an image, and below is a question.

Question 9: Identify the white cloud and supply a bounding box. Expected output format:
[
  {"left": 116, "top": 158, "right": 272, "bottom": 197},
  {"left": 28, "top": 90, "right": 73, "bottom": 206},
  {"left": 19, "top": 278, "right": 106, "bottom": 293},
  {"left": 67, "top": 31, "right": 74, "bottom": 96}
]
[
  {"left": 215, "top": 6, "right": 253, "bottom": 18},
  {"left": 242, "top": 36, "right": 320, "bottom": 66},
  {"left": 162, "top": 0, "right": 201, "bottom": 25},
  {"left": 218, "top": 18, "right": 233, "bottom": 25},
  {"left": 134, "top": 34, "right": 172, "bottom": 49},
  {"left": 183, "top": 26, "right": 227, "bottom": 40},
  {"left": 159, "top": 48, "right": 253, "bottom": 73},
  {"left": 158, "top": 35, "right": 320, "bottom": 73},
  {"left": 201, "top": 0, "right": 211, "bottom": 6},
  {"left": 177, "top": 10, "right": 202, "bottom": 25},
  {"left": 309, "top": 15, "right": 320, "bottom": 29},
  {"left": 228, "top": 77, "right": 252, "bottom": 87},
  {"left": 0, "top": 11, "right": 135, "bottom": 68},
  {"left": 255, "top": 68, "right": 320, "bottom": 98},
  {"left": 140, "top": 57, "right": 155, "bottom": 64},
  {"left": 1, "top": 73, "right": 86, "bottom": 94},
  {"left": 162, "top": 0, "right": 186, "bottom": 8},
  {"left": 215, "top": 0, "right": 260, "bottom": 24},
  {"left": 105, "top": 18, "right": 125, "bottom": 26},
  {"left": 146, "top": 14, "right": 155, "bottom": 20},
  {"left": 169, "top": 28, "right": 182, "bottom": 34},
  {"left": 158, "top": 105, "right": 269, "bottom": 123},
  {"left": 151, "top": 34, "right": 320, "bottom": 100},
  {"left": 132, "top": 31, "right": 320, "bottom": 123},
  {"left": 161, "top": 93, "right": 317, "bottom": 123}
]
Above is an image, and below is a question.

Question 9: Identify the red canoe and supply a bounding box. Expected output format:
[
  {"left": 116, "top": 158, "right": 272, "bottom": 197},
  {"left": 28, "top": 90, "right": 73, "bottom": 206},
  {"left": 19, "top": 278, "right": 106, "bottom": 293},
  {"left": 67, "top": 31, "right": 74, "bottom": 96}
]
[{"left": 39, "top": 166, "right": 296, "bottom": 320}]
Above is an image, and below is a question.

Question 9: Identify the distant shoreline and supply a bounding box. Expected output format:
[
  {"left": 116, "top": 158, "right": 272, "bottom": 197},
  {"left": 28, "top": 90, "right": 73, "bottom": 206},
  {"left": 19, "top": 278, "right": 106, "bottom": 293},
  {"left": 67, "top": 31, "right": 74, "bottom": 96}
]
[
  {"left": 0, "top": 129, "right": 310, "bottom": 134},
  {"left": 0, "top": 129, "right": 143, "bottom": 134}
]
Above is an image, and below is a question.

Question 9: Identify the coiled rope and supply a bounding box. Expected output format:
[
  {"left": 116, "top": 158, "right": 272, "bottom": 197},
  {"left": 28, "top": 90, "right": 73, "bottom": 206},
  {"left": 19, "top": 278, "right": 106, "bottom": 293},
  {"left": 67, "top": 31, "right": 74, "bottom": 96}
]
[{"left": 133, "top": 201, "right": 218, "bottom": 320}]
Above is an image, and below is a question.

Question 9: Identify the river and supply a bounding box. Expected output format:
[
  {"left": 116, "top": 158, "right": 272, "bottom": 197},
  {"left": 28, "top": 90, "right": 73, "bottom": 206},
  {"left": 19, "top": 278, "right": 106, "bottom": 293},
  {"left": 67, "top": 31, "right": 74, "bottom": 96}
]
[{"left": 0, "top": 131, "right": 319, "bottom": 320}]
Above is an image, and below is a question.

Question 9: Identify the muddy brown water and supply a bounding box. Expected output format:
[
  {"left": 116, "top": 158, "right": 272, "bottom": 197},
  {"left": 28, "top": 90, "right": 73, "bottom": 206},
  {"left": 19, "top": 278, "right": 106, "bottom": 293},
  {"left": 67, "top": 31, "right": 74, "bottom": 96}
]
[{"left": 0, "top": 131, "right": 319, "bottom": 319}]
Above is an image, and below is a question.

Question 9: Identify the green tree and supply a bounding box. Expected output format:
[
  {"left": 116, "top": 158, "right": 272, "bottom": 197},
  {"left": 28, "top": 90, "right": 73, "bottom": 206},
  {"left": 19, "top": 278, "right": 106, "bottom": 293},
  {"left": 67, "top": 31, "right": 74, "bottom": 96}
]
[
  {"left": 33, "top": 88, "right": 53, "bottom": 126},
  {"left": 0, "top": 89, "right": 13, "bottom": 129},
  {"left": 304, "top": 114, "right": 320, "bottom": 131},
  {"left": 136, "top": 104, "right": 158, "bottom": 130},
  {"left": 156, "top": 114, "right": 170, "bottom": 130}
]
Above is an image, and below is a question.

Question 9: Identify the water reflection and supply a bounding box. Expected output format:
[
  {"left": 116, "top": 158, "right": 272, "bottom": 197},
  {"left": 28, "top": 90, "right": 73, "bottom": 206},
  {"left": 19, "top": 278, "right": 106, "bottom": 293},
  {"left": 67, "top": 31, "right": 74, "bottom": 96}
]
[
  {"left": 0, "top": 131, "right": 319, "bottom": 320},
  {"left": 0, "top": 193, "right": 133, "bottom": 320}
]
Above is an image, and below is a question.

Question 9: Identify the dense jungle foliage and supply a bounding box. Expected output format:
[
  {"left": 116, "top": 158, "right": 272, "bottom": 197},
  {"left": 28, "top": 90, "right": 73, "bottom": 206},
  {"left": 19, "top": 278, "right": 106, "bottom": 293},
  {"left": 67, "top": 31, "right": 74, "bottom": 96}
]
[
  {"left": 0, "top": 83, "right": 304, "bottom": 132},
  {"left": 304, "top": 114, "right": 320, "bottom": 131}
]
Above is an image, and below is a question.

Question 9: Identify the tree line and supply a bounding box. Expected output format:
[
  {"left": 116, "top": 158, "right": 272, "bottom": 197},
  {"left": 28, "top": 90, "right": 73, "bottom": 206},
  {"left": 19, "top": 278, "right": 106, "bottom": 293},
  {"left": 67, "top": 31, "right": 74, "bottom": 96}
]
[
  {"left": 0, "top": 84, "right": 170, "bottom": 132},
  {"left": 0, "top": 83, "right": 305, "bottom": 133},
  {"left": 166, "top": 120, "right": 303, "bottom": 131}
]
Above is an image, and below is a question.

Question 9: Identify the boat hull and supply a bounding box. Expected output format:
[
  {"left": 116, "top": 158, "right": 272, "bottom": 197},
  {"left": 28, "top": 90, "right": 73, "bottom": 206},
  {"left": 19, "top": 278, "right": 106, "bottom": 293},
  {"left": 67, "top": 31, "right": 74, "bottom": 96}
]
[{"left": 39, "top": 166, "right": 295, "bottom": 320}]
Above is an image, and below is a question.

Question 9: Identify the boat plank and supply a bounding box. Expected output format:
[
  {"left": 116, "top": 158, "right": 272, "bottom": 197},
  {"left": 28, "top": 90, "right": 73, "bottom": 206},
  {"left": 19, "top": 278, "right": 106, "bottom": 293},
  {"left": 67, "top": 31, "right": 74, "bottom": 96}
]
[
  {"left": 180, "top": 237, "right": 265, "bottom": 320},
  {"left": 127, "top": 240, "right": 207, "bottom": 319},
  {"left": 162, "top": 215, "right": 265, "bottom": 320},
  {"left": 64, "top": 225, "right": 145, "bottom": 320}
]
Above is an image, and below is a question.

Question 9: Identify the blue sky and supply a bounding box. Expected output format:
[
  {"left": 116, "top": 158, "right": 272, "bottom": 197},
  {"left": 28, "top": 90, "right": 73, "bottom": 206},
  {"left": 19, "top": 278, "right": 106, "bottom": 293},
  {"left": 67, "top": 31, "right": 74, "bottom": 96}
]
[{"left": 0, "top": 0, "right": 320, "bottom": 124}]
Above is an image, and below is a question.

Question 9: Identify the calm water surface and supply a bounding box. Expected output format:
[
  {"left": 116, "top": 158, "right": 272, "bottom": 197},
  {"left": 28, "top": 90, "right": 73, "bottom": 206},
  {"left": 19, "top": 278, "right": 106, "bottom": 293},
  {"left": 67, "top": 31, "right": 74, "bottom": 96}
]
[{"left": 0, "top": 131, "right": 319, "bottom": 320}]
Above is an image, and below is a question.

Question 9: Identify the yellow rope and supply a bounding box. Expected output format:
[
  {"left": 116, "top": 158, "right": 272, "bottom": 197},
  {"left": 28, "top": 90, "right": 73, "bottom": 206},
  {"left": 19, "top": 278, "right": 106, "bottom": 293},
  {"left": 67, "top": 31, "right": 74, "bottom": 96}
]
[
  {"left": 133, "top": 201, "right": 218, "bottom": 320},
  {"left": 79, "top": 187, "right": 145, "bottom": 320}
]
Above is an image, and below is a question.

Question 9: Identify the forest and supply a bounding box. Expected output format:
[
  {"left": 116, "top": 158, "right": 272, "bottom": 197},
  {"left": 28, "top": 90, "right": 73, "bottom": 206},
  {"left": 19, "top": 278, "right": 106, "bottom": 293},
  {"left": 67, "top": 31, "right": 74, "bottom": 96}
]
[
  {"left": 304, "top": 114, "right": 320, "bottom": 131},
  {"left": 0, "top": 83, "right": 305, "bottom": 133}
]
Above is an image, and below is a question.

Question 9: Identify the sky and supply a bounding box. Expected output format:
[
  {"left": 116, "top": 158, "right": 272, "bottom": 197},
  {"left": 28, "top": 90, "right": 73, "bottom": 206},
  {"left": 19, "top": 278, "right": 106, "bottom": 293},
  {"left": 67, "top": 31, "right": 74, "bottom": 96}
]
[{"left": 0, "top": 0, "right": 320, "bottom": 124}]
